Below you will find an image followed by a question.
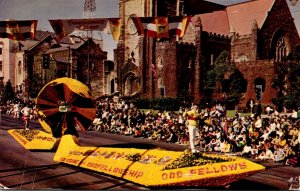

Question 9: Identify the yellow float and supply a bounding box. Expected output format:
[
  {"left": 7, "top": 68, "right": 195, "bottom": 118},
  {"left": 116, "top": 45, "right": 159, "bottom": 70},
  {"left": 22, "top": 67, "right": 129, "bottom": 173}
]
[{"left": 54, "top": 135, "right": 265, "bottom": 187}]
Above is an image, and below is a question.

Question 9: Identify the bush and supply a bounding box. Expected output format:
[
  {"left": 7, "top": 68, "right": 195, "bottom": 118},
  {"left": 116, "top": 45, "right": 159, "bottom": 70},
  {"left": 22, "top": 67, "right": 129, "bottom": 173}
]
[
  {"left": 2, "top": 80, "right": 15, "bottom": 104},
  {"left": 128, "top": 97, "right": 193, "bottom": 111}
]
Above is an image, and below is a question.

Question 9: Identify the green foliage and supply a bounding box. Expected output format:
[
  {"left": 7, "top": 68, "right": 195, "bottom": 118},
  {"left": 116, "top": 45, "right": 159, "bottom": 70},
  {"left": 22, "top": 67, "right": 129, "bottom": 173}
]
[
  {"left": 163, "top": 151, "right": 234, "bottom": 170},
  {"left": 29, "top": 73, "right": 44, "bottom": 98},
  {"left": 228, "top": 69, "right": 246, "bottom": 94},
  {"left": 225, "top": 92, "right": 242, "bottom": 109},
  {"left": 2, "top": 79, "right": 15, "bottom": 103},
  {"left": 214, "top": 51, "right": 229, "bottom": 81},
  {"left": 127, "top": 96, "right": 193, "bottom": 111},
  {"left": 202, "top": 50, "right": 244, "bottom": 109},
  {"left": 199, "top": 97, "right": 214, "bottom": 108},
  {"left": 203, "top": 51, "right": 231, "bottom": 93},
  {"left": 223, "top": 69, "right": 246, "bottom": 109},
  {"left": 272, "top": 94, "right": 300, "bottom": 111},
  {"left": 271, "top": 78, "right": 284, "bottom": 92},
  {"left": 272, "top": 53, "right": 300, "bottom": 110},
  {"left": 283, "top": 94, "right": 299, "bottom": 109},
  {"left": 134, "top": 98, "right": 150, "bottom": 109},
  {"left": 204, "top": 70, "right": 217, "bottom": 94}
]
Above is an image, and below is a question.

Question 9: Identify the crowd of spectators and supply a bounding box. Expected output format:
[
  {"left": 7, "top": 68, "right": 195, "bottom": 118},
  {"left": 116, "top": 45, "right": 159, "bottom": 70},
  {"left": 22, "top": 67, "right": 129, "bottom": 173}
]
[
  {"left": 1, "top": 97, "right": 299, "bottom": 166},
  {"left": 90, "top": 98, "right": 300, "bottom": 166},
  {"left": 1, "top": 99, "right": 37, "bottom": 121}
]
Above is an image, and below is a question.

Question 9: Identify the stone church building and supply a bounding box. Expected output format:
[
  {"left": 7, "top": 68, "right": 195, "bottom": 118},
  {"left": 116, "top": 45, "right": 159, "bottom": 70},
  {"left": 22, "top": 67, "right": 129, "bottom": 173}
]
[{"left": 115, "top": 0, "right": 300, "bottom": 106}]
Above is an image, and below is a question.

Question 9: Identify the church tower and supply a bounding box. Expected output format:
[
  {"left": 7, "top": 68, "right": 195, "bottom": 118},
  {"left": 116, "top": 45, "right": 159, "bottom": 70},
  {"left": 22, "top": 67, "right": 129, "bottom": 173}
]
[
  {"left": 116, "top": 0, "right": 187, "bottom": 99},
  {"left": 116, "top": 0, "right": 152, "bottom": 97}
]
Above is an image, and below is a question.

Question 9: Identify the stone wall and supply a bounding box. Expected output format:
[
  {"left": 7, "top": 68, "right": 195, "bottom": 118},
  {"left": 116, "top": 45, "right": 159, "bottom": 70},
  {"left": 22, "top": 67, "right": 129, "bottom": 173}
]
[
  {"left": 115, "top": 0, "right": 300, "bottom": 107},
  {"left": 236, "top": 60, "right": 277, "bottom": 105},
  {"left": 155, "top": 41, "right": 178, "bottom": 97},
  {"left": 74, "top": 40, "right": 107, "bottom": 98}
]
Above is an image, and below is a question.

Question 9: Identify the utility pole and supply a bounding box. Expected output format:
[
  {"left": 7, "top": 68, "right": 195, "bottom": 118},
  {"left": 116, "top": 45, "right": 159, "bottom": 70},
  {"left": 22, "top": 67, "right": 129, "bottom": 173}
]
[
  {"left": 87, "top": 39, "right": 90, "bottom": 87},
  {"left": 83, "top": 0, "right": 96, "bottom": 38},
  {"left": 84, "top": 0, "right": 96, "bottom": 18},
  {"left": 68, "top": 46, "right": 71, "bottom": 78}
]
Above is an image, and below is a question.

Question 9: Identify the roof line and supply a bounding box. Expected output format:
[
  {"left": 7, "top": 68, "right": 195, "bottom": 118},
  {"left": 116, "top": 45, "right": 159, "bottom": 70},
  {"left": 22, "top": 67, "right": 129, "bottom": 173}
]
[
  {"left": 28, "top": 34, "right": 52, "bottom": 51},
  {"left": 259, "top": 0, "right": 276, "bottom": 29},
  {"left": 203, "top": 0, "right": 227, "bottom": 8},
  {"left": 226, "top": 0, "right": 257, "bottom": 7}
]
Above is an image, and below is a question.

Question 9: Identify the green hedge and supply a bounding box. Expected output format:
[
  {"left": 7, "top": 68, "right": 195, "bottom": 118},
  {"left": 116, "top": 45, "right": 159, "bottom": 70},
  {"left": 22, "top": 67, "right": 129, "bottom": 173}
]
[{"left": 124, "top": 97, "right": 193, "bottom": 111}]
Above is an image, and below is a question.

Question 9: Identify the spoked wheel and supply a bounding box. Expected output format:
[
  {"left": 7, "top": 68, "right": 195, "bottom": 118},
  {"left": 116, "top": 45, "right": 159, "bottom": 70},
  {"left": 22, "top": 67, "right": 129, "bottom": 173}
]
[{"left": 36, "top": 77, "right": 96, "bottom": 138}]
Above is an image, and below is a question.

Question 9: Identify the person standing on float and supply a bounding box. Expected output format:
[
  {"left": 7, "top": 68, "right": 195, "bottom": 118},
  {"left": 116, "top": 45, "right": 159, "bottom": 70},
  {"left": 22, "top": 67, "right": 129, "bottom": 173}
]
[{"left": 183, "top": 105, "right": 200, "bottom": 153}]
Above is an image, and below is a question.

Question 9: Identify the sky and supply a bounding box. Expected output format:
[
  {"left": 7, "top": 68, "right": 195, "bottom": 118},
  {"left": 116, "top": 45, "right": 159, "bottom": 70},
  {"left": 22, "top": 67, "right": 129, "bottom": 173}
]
[
  {"left": 0, "top": 0, "right": 299, "bottom": 60},
  {"left": 0, "top": 0, "right": 119, "bottom": 60}
]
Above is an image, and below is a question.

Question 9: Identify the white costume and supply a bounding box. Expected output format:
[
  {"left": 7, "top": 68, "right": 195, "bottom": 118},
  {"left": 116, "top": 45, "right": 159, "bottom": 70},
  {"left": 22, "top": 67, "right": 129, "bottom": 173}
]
[{"left": 183, "top": 106, "right": 199, "bottom": 153}]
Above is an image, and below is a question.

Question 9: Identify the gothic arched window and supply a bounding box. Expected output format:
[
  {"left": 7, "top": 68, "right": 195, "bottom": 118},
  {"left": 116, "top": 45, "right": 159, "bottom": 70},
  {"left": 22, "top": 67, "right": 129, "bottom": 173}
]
[
  {"left": 236, "top": 54, "right": 248, "bottom": 63},
  {"left": 276, "top": 37, "right": 287, "bottom": 62},
  {"left": 271, "top": 29, "right": 290, "bottom": 62}
]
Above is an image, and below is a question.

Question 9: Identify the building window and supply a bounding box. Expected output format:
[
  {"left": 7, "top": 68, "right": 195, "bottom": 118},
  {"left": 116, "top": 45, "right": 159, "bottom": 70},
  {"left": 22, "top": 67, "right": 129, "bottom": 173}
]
[
  {"left": 271, "top": 29, "right": 290, "bottom": 62},
  {"left": 157, "top": 56, "right": 163, "bottom": 69},
  {"left": 0, "top": 61, "right": 2, "bottom": 71},
  {"left": 18, "top": 61, "right": 22, "bottom": 74},
  {"left": 159, "top": 85, "right": 165, "bottom": 97},
  {"left": 0, "top": 48, "right": 2, "bottom": 55},
  {"left": 276, "top": 37, "right": 287, "bottom": 62},
  {"left": 210, "top": 54, "right": 214, "bottom": 65},
  {"left": 236, "top": 54, "right": 248, "bottom": 62},
  {"left": 110, "top": 79, "right": 115, "bottom": 94}
]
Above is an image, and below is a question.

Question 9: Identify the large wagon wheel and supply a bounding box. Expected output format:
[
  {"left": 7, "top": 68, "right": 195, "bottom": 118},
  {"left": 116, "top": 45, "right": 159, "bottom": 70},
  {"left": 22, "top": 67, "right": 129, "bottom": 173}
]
[{"left": 36, "top": 77, "right": 96, "bottom": 138}]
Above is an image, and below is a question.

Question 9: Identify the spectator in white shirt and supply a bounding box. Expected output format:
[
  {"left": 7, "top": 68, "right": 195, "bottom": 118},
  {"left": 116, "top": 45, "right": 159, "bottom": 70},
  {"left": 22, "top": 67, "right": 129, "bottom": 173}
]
[
  {"left": 291, "top": 109, "right": 298, "bottom": 122},
  {"left": 258, "top": 147, "right": 275, "bottom": 161},
  {"left": 242, "top": 142, "right": 252, "bottom": 157},
  {"left": 13, "top": 102, "right": 21, "bottom": 119},
  {"left": 270, "top": 119, "right": 277, "bottom": 132},
  {"left": 261, "top": 129, "right": 270, "bottom": 141},
  {"left": 254, "top": 115, "right": 262, "bottom": 129}
]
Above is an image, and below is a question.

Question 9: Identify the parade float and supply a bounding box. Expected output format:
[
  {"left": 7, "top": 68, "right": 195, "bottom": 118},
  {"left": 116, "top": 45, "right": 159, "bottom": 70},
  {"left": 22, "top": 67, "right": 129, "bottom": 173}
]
[
  {"left": 54, "top": 134, "right": 265, "bottom": 187},
  {"left": 9, "top": 77, "right": 95, "bottom": 150},
  {"left": 9, "top": 77, "right": 265, "bottom": 187},
  {"left": 8, "top": 129, "right": 58, "bottom": 150}
]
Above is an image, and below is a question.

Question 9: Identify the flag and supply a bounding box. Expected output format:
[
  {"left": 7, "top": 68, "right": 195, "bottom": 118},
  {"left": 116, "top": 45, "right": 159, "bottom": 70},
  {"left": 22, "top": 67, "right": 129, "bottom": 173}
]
[
  {"left": 18, "top": 20, "right": 37, "bottom": 39},
  {"left": 0, "top": 20, "right": 37, "bottom": 40},
  {"left": 5, "top": 21, "right": 22, "bottom": 40},
  {"left": 49, "top": 18, "right": 109, "bottom": 41},
  {"left": 169, "top": 16, "right": 191, "bottom": 38},
  {"left": 156, "top": 17, "right": 169, "bottom": 39},
  {"left": 131, "top": 16, "right": 191, "bottom": 39},
  {"left": 132, "top": 17, "right": 169, "bottom": 39},
  {"left": 108, "top": 18, "right": 122, "bottom": 41}
]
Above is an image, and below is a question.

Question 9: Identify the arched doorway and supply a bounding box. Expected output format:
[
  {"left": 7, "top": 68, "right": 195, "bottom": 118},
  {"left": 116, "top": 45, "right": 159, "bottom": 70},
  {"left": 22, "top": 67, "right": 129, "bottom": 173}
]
[
  {"left": 254, "top": 78, "right": 266, "bottom": 101},
  {"left": 123, "top": 72, "right": 139, "bottom": 96}
]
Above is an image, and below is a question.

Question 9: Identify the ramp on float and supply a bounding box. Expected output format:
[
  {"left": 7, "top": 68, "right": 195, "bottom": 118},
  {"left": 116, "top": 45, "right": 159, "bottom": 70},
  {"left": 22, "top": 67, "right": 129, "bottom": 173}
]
[{"left": 8, "top": 129, "right": 58, "bottom": 150}]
